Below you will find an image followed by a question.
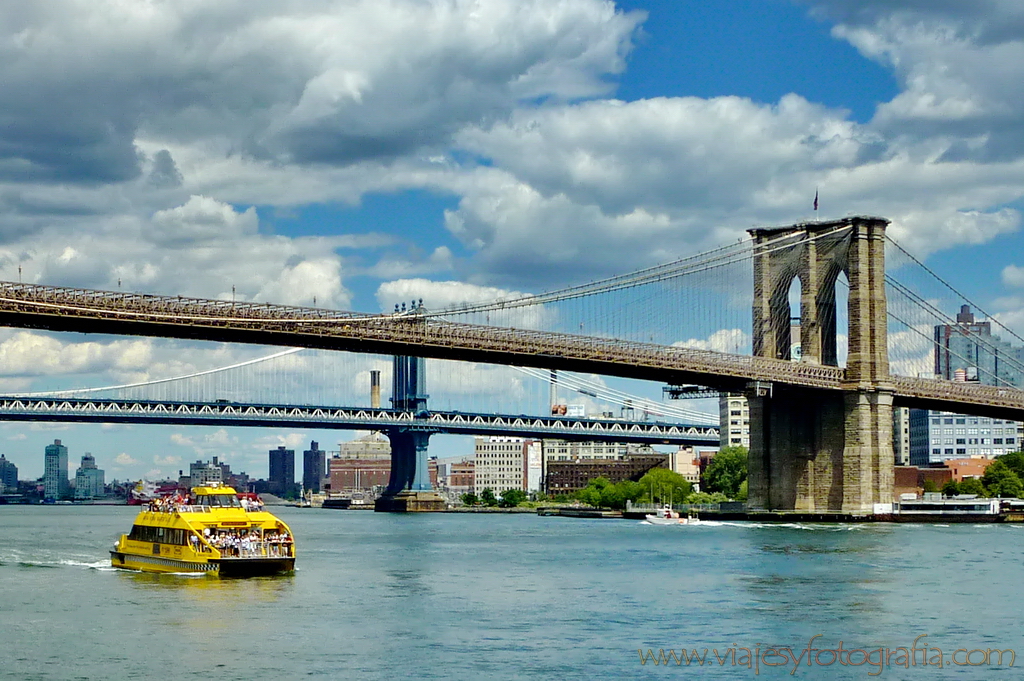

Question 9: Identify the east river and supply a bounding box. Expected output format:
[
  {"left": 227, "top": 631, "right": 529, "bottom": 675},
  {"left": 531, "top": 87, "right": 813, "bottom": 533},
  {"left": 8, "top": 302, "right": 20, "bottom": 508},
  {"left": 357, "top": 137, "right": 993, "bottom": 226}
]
[{"left": 1, "top": 506, "right": 1022, "bottom": 680}]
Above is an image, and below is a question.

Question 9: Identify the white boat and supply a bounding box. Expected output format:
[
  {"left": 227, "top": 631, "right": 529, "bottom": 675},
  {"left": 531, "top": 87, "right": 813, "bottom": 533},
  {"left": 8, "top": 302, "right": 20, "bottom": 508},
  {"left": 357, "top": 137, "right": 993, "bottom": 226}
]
[{"left": 644, "top": 505, "right": 699, "bottom": 526}]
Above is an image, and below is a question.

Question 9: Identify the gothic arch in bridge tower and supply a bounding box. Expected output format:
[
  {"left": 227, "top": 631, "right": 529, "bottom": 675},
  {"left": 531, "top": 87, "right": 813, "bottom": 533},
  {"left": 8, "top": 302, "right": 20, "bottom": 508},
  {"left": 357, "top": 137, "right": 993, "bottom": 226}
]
[
  {"left": 747, "top": 216, "right": 893, "bottom": 514},
  {"left": 752, "top": 225, "right": 851, "bottom": 367}
]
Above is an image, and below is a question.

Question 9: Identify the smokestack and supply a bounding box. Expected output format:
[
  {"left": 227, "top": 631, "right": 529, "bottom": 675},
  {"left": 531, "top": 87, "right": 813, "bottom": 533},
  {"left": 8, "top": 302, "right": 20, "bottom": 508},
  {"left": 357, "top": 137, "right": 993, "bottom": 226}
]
[
  {"left": 370, "top": 370, "right": 381, "bottom": 408},
  {"left": 549, "top": 370, "right": 557, "bottom": 410}
]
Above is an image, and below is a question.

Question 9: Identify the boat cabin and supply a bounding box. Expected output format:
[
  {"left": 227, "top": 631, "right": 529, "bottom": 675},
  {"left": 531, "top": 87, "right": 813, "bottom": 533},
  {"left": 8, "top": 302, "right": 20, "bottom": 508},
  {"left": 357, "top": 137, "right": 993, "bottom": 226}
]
[{"left": 192, "top": 485, "right": 243, "bottom": 508}]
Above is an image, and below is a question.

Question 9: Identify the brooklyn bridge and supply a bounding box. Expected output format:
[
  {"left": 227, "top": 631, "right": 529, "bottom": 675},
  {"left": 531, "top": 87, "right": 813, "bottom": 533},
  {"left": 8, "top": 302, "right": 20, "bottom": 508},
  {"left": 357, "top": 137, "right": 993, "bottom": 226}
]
[{"left": 0, "top": 216, "right": 1020, "bottom": 512}]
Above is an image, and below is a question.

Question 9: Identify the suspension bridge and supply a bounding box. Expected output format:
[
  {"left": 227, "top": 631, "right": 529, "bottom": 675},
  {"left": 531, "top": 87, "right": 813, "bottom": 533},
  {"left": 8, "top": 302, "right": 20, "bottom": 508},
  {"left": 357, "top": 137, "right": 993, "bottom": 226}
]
[{"left": 0, "top": 215, "right": 1021, "bottom": 512}]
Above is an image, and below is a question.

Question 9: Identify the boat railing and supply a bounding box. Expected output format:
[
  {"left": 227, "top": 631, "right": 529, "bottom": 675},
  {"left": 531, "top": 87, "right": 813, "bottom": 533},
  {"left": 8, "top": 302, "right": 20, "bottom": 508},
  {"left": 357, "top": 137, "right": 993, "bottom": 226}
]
[
  {"left": 212, "top": 541, "right": 295, "bottom": 558},
  {"left": 147, "top": 503, "right": 267, "bottom": 514},
  {"left": 146, "top": 503, "right": 213, "bottom": 513}
]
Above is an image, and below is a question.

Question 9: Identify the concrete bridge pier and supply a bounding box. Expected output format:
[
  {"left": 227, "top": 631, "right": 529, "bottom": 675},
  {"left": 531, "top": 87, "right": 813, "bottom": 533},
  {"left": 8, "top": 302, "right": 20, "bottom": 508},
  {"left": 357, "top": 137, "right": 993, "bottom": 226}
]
[{"left": 375, "top": 354, "right": 445, "bottom": 512}]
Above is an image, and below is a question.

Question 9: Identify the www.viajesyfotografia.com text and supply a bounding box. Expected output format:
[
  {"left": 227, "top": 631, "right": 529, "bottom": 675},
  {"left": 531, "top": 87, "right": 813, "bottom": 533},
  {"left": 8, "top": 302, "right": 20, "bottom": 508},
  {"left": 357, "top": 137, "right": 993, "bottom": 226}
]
[{"left": 638, "top": 635, "right": 1015, "bottom": 675}]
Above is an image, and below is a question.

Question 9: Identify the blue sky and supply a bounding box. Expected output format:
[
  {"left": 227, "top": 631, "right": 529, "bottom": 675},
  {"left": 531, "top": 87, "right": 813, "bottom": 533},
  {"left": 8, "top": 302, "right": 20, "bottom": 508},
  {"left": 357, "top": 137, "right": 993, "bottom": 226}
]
[{"left": 2, "top": 0, "right": 1024, "bottom": 481}]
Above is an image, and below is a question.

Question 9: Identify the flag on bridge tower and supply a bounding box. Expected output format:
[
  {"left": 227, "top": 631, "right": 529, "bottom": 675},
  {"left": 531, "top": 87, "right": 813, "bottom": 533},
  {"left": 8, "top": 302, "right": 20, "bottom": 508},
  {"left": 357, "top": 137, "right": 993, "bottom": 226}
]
[{"left": 813, "top": 189, "right": 818, "bottom": 213}]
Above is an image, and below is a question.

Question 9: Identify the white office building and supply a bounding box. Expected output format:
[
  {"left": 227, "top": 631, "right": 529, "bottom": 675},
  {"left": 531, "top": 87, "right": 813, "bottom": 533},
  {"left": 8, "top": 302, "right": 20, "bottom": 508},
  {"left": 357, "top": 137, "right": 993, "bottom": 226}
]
[{"left": 719, "top": 394, "right": 750, "bottom": 449}]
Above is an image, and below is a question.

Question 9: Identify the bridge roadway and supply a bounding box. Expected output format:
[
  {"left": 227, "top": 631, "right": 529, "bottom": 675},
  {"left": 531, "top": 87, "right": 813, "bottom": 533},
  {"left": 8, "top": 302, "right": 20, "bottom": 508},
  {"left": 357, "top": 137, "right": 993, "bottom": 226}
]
[
  {"left": 0, "top": 396, "right": 719, "bottom": 445},
  {"left": 0, "top": 282, "right": 1022, "bottom": 420}
]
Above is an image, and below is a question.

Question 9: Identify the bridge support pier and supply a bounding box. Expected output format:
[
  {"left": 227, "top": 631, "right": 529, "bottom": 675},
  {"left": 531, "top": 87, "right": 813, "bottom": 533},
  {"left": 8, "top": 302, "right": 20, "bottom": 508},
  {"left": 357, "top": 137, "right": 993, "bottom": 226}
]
[
  {"left": 747, "top": 217, "right": 893, "bottom": 513},
  {"left": 746, "top": 387, "right": 893, "bottom": 512},
  {"left": 375, "top": 428, "right": 445, "bottom": 512},
  {"left": 375, "top": 354, "right": 445, "bottom": 512}
]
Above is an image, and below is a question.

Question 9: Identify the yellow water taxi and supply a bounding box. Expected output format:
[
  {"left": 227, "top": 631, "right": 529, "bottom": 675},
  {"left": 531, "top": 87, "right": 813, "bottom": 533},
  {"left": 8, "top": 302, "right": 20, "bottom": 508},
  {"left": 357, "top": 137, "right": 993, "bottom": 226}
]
[{"left": 110, "top": 484, "right": 295, "bottom": 577}]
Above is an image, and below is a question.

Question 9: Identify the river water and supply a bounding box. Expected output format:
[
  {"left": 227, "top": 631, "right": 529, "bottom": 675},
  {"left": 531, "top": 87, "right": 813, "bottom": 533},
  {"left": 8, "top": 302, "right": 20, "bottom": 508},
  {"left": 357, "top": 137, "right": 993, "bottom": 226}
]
[{"left": 1, "top": 505, "right": 1021, "bottom": 680}]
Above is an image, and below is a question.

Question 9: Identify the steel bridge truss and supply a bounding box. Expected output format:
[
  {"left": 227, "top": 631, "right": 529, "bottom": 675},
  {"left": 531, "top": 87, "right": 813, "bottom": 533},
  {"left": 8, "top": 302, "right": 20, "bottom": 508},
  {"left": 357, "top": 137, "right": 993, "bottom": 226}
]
[{"left": 0, "top": 397, "right": 719, "bottom": 445}]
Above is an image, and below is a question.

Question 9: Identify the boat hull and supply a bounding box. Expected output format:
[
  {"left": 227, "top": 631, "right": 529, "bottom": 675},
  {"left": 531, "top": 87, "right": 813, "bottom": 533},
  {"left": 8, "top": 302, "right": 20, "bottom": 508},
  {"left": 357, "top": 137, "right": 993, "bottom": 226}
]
[{"left": 111, "top": 551, "right": 294, "bottom": 577}]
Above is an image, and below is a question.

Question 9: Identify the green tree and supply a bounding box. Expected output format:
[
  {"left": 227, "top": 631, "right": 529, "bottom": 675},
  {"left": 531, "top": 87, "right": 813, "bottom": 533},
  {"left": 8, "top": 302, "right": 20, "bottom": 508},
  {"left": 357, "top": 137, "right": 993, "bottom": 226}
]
[
  {"left": 611, "top": 480, "right": 645, "bottom": 508},
  {"left": 480, "top": 488, "right": 498, "bottom": 507},
  {"left": 460, "top": 492, "right": 478, "bottom": 506},
  {"left": 735, "top": 479, "right": 748, "bottom": 502},
  {"left": 941, "top": 480, "right": 961, "bottom": 497},
  {"left": 981, "top": 460, "right": 1024, "bottom": 498},
  {"left": 685, "top": 491, "right": 728, "bottom": 504},
  {"left": 922, "top": 479, "right": 939, "bottom": 493},
  {"left": 702, "top": 446, "right": 748, "bottom": 498},
  {"left": 958, "top": 477, "right": 987, "bottom": 497},
  {"left": 638, "top": 468, "right": 692, "bottom": 505},
  {"left": 997, "top": 451, "right": 1024, "bottom": 481},
  {"left": 499, "top": 489, "right": 528, "bottom": 507},
  {"left": 575, "top": 477, "right": 645, "bottom": 510},
  {"left": 576, "top": 477, "right": 610, "bottom": 508}
]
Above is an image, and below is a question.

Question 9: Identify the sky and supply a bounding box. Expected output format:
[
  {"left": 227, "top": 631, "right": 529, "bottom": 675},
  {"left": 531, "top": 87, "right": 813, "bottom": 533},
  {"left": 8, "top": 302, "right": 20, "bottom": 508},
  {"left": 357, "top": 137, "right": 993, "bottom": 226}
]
[{"left": 3, "top": 0, "right": 1024, "bottom": 482}]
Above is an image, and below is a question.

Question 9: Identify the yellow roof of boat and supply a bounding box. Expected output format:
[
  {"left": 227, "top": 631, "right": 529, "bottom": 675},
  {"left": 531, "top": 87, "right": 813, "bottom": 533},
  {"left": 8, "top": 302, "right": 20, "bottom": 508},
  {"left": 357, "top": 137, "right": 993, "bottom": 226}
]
[{"left": 191, "top": 484, "right": 239, "bottom": 495}]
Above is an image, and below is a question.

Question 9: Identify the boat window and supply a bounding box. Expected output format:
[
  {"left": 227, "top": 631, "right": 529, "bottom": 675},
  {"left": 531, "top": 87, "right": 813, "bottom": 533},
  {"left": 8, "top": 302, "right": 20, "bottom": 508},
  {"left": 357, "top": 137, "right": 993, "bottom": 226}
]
[
  {"left": 196, "top": 494, "right": 240, "bottom": 507},
  {"left": 127, "top": 525, "right": 189, "bottom": 545}
]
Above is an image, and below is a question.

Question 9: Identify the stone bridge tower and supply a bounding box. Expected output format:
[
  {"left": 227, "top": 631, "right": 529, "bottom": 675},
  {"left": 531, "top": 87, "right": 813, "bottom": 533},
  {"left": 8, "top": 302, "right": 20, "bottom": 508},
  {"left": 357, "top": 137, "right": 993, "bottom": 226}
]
[{"left": 746, "top": 216, "right": 893, "bottom": 513}]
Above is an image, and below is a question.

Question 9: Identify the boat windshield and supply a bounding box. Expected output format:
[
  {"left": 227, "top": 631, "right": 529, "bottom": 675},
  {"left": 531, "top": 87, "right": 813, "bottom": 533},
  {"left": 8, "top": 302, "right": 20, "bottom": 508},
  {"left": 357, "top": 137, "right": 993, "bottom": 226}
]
[{"left": 198, "top": 494, "right": 241, "bottom": 508}]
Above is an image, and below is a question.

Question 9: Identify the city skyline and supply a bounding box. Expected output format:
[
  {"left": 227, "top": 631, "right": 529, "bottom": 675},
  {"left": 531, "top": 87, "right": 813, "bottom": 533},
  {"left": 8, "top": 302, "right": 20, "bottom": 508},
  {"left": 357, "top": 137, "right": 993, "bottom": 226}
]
[{"left": 1, "top": 1, "right": 1023, "bottom": 479}]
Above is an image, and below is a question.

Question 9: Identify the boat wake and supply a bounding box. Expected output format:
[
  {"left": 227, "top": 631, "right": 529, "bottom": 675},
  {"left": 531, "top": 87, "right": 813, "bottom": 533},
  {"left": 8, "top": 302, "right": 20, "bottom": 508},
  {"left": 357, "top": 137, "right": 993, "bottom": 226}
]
[{"left": 637, "top": 520, "right": 871, "bottom": 531}]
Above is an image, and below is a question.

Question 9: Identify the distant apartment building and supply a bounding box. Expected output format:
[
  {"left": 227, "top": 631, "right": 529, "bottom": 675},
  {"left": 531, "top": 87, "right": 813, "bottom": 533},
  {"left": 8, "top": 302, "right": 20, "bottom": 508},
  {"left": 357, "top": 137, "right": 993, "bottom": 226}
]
[
  {"left": 179, "top": 456, "right": 249, "bottom": 491},
  {"left": 43, "top": 439, "right": 70, "bottom": 500},
  {"left": 910, "top": 411, "right": 1020, "bottom": 465},
  {"left": 303, "top": 440, "right": 326, "bottom": 493},
  {"left": 474, "top": 437, "right": 540, "bottom": 494},
  {"left": 436, "top": 459, "right": 475, "bottom": 496},
  {"left": 719, "top": 394, "right": 750, "bottom": 449},
  {"left": 0, "top": 454, "right": 17, "bottom": 493},
  {"left": 74, "top": 453, "right": 105, "bottom": 499},
  {"left": 189, "top": 458, "right": 223, "bottom": 487},
  {"left": 667, "top": 446, "right": 702, "bottom": 489},
  {"left": 893, "top": 407, "right": 911, "bottom": 466},
  {"left": 544, "top": 452, "right": 668, "bottom": 496},
  {"left": 532, "top": 438, "right": 665, "bottom": 495},
  {"left": 268, "top": 446, "right": 296, "bottom": 496}
]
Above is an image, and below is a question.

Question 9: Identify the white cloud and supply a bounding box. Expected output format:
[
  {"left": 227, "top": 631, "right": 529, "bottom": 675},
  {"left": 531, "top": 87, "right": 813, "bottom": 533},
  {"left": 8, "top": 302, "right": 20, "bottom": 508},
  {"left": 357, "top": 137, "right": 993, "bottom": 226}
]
[
  {"left": 115, "top": 453, "right": 139, "bottom": 466},
  {"left": 1003, "top": 265, "right": 1024, "bottom": 288},
  {"left": 673, "top": 329, "right": 751, "bottom": 355}
]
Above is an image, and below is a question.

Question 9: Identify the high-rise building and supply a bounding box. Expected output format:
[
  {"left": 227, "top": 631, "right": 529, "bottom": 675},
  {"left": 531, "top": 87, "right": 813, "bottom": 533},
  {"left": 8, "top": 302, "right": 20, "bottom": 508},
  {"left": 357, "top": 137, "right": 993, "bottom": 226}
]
[
  {"left": 0, "top": 454, "right": 17, "bottom": 493},
  {"left": 43, "top": 439, "right": 70, "bottom": 500},
  {"left": 302, "top": 440, "right": 325, "bottom": 493},
  {"left": 934, "top": 305, "right": 1024, "bottom": 387},
  {"left": 74, "top": 453, "right": 105, "bottom": 499},
  {"left": 909, "top": 307, "right": 1024, "bottom": 464},
  {"left": 268, "top": 446, "right": 295, "bottom": 496}
]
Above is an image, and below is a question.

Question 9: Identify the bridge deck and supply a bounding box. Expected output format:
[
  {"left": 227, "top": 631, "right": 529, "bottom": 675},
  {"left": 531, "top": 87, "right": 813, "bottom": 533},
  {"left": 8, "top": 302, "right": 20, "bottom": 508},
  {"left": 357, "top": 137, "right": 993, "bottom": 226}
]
[{"left": 0, "top": 282, "right": 1022, "bottom": 420}]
